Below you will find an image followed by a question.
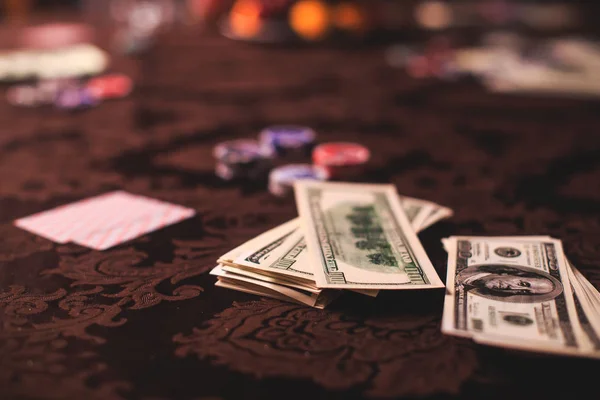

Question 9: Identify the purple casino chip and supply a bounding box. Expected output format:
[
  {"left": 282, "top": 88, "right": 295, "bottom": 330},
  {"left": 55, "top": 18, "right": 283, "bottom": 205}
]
[
  {"left": 268, "top": 163, "right": 329, "bottom": 197},
  {"left": 55, "top": 86, "right": 98, "bottom": 110},
  {"left": 259, "top": 125, "right": 316, "bottom": 157}
]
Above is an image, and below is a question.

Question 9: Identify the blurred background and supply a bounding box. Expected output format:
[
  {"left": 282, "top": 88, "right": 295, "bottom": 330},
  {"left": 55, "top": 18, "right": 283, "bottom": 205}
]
[
  {"left": 3, "top": 1, "right": 600, "bottom": 35},
  {"left": 1, "top": 0, "right": 600, "bottom": 106}
]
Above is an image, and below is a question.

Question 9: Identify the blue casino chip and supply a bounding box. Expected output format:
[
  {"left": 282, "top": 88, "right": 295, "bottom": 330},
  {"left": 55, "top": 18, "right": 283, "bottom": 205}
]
[
  {"left": 259, "top": 125, "right": 316, "bottom": 157},
  {"left": 268, "top": 164, "right": 329, "bottom": 197}
]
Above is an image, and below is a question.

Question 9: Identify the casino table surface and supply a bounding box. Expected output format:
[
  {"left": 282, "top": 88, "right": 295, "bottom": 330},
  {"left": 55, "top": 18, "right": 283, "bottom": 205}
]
[{"left": 1, "top": 23, "right": 599, "bottom": 400}]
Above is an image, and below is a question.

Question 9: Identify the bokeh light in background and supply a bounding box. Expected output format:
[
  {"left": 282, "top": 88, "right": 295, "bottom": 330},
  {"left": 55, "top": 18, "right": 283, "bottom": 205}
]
[
  {"left": 289, "top": 0, "right": 329, "bottom": 41},
  {"left": 229, "top": 0, "right": 263, "bottom": 39}
]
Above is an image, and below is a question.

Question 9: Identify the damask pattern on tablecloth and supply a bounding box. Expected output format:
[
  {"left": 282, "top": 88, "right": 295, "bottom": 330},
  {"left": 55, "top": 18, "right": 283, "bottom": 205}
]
[{"left": 174, "top": 299, "right": 478, "bottom": 397}]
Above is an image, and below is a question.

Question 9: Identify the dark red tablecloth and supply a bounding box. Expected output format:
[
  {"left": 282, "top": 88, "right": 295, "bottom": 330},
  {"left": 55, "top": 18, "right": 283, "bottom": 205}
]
[{"left": 1, "top": 25, "right": 599, "bottom": 400}]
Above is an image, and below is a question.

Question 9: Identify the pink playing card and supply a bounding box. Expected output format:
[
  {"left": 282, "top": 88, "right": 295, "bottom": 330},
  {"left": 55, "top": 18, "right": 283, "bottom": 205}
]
[{"left": 14, "top": 191, "right": 195, "bottom": 249}]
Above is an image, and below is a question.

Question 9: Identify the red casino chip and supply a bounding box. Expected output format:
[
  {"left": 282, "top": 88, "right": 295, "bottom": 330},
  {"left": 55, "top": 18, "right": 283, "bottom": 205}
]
[
  {"left": 86, "top": 74, "right": 133, "bottom": 100},
  {"left": 313, "top": 142, "right": 370, "bottom": 166},
  {"left": 312, "top": 142, "right": 370, "bottom": 180},
  {"left": 20, "top": 23, "right": 94, "bottom": 50}
]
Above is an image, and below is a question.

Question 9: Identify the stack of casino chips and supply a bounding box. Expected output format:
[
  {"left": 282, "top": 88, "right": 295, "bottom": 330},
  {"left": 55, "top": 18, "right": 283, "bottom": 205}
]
[
  {"left": 262, "top": 125, "right": 322, "bottom": 196},
  {"left": 312, "top": 142, "right": 370, "bottom": 180},
  {"left": 268, "top": 164, "right": 329, "bottom": 197},
  {"left": 259, "top": 125, "right": 316, "bottom": 159},
  {"left": 213, "top": 125, "right": 318, "bottom": 183},
  {"left": 214, "top": 124, "right": 371, "bottom": 196},
  {"left": 6, "top": 73, "right": 133, "bottom": 110},
  {"left": 3, "top": 21, "right": 134, "bottom": 111},
  {"left": 213, "top": 139, "right": 269, "bottom": 181}
]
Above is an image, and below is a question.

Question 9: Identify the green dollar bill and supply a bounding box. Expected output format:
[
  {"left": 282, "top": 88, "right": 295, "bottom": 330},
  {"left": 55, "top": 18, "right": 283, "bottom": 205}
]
[{"left": 294, "top": 181, "right": 443, "bottom": 289}]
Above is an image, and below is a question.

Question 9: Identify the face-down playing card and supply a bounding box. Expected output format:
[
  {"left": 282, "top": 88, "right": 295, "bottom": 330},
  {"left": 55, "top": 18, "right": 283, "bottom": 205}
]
[{"left": 14, "top": 191, "right": 195, "bottom": 250}]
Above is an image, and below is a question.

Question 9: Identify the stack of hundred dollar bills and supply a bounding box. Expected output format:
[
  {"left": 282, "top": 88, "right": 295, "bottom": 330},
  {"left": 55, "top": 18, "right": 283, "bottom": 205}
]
[
  {"left": 442, "top": 236, "right": 600, "bottom": 359},
  {"left": 211, "top": 181, "right": 451, "bottom": 309}
]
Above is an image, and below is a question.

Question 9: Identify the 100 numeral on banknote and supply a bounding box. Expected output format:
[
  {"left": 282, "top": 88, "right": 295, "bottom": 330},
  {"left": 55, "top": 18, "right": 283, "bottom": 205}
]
[{"left": 294, "top": 181, "right": 444, "bottom": 289}]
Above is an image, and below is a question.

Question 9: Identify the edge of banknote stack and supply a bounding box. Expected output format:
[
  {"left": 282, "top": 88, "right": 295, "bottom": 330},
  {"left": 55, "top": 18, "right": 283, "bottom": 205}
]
[
  {"left": 442, "top": 235, "right": 600, "bottom": 359},
  {"left": 211, "top": 182, "right": 453, "bottom": 309}
]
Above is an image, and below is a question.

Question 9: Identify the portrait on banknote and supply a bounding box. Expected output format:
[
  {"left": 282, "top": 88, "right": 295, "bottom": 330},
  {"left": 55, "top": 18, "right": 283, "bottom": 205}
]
[{"left": 456, "top": 264, "right": 563, "bottom": 303}]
